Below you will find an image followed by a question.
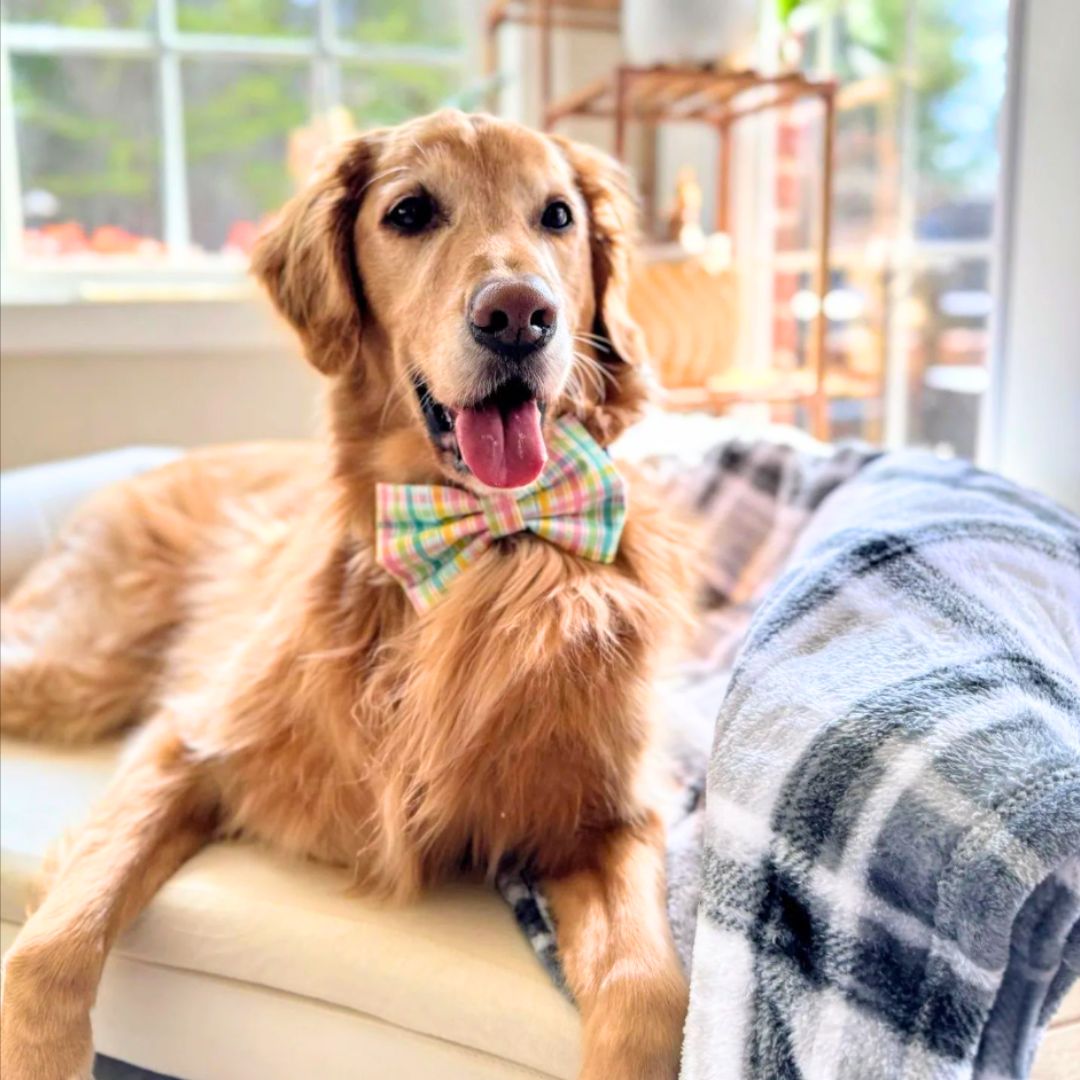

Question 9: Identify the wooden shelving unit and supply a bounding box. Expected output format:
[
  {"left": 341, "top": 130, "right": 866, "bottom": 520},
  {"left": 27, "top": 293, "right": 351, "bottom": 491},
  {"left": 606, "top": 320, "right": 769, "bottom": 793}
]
[
  {"left": 544, "top": 63, "right": 839, "bottom": 438},
  {"left": 482, "top": 0, "right": 846, "bottom": 439},
  {"left": 662, "top": 369, "right": 880, "bottom": 415}
]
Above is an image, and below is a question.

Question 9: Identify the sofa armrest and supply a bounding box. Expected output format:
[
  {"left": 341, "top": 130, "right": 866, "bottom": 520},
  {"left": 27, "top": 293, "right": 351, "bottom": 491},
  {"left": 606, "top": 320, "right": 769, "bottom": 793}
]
[{"left": 1, "top": 447, "right": 181, "bottom": 596}]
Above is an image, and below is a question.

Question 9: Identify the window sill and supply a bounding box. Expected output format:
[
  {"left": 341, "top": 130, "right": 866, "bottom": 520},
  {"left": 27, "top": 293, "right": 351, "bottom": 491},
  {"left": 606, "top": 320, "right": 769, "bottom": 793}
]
[{"left": 0, "top": 292, "right": 297, "bottom": 358}]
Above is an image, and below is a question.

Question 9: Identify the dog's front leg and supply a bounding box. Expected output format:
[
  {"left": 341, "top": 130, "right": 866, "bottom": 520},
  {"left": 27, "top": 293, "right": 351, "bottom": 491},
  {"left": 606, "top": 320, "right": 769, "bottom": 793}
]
[
  {"left": 0, "top": 725, "right": 216, "bottom": 1080},
  {"left": 546, "top": 812, "right": 688, "bottom": 1080}
]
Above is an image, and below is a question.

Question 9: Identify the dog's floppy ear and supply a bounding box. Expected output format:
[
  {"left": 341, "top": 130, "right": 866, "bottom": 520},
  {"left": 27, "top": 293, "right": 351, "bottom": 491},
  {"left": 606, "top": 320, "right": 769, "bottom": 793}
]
[
  {"left": 252, "top": 137, "right": 376, "bottom": 376},
  {"left": 552, "top": 135, "right": 650, "bottom": 370},
  {"left": 552, "top": 134, "right": 651, "bottom": 441}
]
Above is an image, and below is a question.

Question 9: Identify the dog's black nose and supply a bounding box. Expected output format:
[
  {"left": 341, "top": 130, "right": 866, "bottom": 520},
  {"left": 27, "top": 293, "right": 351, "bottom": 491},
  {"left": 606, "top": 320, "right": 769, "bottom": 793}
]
[{"left": 469, "top": 276, "right": 558, "bottom": 359}]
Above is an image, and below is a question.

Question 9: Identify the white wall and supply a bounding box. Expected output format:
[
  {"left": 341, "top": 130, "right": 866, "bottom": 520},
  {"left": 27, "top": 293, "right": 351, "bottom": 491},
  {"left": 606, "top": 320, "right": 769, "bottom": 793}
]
[
  {"left": 0, "top": 348, "right": 322, "bottom": 470},
  {"left": 0, "top": 301, "right": 322, "bottom": 469},
  {"left": 987, "top": 0, "right": 1080, "bottom": 511}
]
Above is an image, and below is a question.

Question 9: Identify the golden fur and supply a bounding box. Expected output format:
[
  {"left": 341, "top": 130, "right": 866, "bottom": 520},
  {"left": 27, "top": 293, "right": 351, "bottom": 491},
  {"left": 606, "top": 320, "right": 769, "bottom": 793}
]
[{"left": 0, "top": 111, "right": 693, "bottom": 1079}]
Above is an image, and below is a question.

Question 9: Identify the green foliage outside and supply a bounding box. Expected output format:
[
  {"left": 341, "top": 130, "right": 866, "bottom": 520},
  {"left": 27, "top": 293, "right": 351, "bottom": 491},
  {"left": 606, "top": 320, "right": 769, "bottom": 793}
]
[
  {"left": 778, "top": 0, "right": 807, "bottom": 23},
  {"left": 5, "top": 0, "right": 466, "bottom": 250},
  {"left": 3, "top": 1, "right": 157, "bottom": 30},
  {"left": 12, "top": 51, "right": 163, "bottom": 243},
  {"left": 839, "top": 0, "right": 984, "bottom": 184},
  {"left": 787, "top": 0, "right": 1000, "bottom": 186}
]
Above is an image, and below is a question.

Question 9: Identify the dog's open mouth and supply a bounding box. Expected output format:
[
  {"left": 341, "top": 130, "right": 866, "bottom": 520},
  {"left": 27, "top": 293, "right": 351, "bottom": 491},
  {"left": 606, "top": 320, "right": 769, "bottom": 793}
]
[{"left": 415, "top": 377, "right": 548, "bottom": 490}]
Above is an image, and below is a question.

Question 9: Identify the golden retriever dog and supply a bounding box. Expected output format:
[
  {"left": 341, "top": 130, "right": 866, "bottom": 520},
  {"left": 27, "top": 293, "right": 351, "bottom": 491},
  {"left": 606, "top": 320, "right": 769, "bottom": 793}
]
[{"left": 0, "top": 110, "right": 694, "bottom": 1080}]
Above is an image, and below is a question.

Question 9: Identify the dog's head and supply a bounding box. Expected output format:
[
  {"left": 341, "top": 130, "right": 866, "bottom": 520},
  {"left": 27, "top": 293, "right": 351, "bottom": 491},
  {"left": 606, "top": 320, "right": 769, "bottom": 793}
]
[{"left": 253, "top": 110, "right": 649, "bottom": 491}]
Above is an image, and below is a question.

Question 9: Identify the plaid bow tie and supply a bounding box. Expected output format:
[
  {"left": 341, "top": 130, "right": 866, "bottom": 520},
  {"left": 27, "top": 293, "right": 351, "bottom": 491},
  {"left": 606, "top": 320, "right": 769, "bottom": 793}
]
[{"left": 375, "top": 417, "right": 627, "bottom": 612}]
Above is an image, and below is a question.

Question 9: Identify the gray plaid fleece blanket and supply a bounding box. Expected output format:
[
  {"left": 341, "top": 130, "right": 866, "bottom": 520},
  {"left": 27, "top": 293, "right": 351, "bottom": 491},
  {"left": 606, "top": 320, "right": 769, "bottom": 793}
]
[{"left": 500, "top": 437, "right": 1080, "bottom": 1080}]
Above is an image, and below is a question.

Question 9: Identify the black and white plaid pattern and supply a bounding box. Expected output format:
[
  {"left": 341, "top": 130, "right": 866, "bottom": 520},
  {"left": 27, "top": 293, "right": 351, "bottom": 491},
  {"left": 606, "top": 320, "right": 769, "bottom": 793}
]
[
  {"left": 499, "top": 440, "right": 1079, "bottom": 1080},
  {"left": 682, "top": 450, "right": 1080, "bottom": 1080}
]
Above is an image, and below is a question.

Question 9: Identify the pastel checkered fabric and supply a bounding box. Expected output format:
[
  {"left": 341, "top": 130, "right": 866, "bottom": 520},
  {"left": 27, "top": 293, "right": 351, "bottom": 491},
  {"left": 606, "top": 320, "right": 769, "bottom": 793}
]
[{"left": 375, "top": 416, "right": 627, "bottom": 612}]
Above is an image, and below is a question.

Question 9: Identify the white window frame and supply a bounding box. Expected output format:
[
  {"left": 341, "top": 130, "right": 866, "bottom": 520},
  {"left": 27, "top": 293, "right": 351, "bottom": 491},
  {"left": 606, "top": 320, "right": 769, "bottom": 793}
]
[{"left": 0, "top": 0, "right": 470, "bottom": 312}]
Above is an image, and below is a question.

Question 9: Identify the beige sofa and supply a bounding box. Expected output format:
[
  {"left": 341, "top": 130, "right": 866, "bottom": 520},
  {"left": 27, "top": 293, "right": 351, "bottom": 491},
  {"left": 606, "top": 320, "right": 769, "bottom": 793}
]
[{"left": 2, "top": 448, "right": 1076, "bottom": 1079}]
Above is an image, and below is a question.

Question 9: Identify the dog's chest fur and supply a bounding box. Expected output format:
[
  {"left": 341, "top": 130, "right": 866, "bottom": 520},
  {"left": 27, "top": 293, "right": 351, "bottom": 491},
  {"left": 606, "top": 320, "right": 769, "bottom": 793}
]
[{"left": 193, "top": 496, "right": 685, "bottom": 895}]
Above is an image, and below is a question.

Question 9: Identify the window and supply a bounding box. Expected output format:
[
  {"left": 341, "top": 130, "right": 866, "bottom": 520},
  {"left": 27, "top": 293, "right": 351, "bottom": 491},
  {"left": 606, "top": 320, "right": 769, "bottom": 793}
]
[
  {"left": 0, "top": 0, "right": 471, "bottom": 302},
  {"left": 766, "top": 0, "right": 1009, "bottom": 456}
]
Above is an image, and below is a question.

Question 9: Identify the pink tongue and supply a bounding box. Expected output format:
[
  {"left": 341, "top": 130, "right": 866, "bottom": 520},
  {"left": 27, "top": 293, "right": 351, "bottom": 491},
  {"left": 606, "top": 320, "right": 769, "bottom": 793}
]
[{"left": 456, "top": 398, "right": 546, "bottom": 489}]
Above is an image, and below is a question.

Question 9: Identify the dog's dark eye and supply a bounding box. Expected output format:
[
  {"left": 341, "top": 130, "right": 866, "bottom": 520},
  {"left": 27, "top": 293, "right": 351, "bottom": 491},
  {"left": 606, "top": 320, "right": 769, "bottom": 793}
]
[
  {"left": 541, "top": 200, "right": 573, "bottom": 231},
  {"left": 384, "top": 194, "right": 437, "bottom": 234}
]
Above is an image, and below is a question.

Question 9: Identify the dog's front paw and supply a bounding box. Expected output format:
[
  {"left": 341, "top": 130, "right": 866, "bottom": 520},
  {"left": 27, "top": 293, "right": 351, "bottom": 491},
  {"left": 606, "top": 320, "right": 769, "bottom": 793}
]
[
  {"left": 578, "top": 964, "right": 689, "bottom": 1080},
  {"left": 1, "top": 942, "right": 96, "bottom": 1080}
]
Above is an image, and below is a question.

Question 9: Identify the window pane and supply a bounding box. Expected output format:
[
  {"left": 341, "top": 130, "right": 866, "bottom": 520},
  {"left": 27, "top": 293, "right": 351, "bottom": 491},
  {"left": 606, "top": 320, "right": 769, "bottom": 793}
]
[
  {"left": 771, "top": 95, "right": 900, "bottom": 258},
  {"left": 771, "top": 259, "right": 886, "bottom": 433},
  {"left": 336, "top": 0, "right": 464, "bottom": 48},
  {"left": 183, "top": 60, "right": 310, "bottom": 255},
  {"left": 913, "top": 0, "right": 1008, "bottom": 240},
  {"left": 783, "top": 0, "right": 1007, "bottom": 450},
  {"left": 833, "top": 84, "right": 900, "bottom": 248},
  {"left": 826, "top": 4, "right": 904, "bottom": 249},
  {"left": 177, "top": 0, "right": 316, "bottom": 37},
  {"left": 2, "top": 1, "right": 154, "bottom": 28},
  {"left": 340, "top": 62, "right": 460, "bottom": 128},
  {"left": 12, "top": 54, "right": 163, "bottom": 259},
  {"left": 774, "top": 109, "right": 820, "bottom": 254},
  {"left": 904, "top": 256, "right": 992, "bottom": 456}
]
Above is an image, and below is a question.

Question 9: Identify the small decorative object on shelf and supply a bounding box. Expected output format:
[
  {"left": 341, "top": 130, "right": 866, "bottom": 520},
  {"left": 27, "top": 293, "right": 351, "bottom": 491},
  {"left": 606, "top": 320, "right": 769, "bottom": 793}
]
[
  {"left": 287, "top": 106, "right": 359, "bottom": 189},
  {"left": 664, "top": 167, "right": 702, "bottom": 245},
  {"left": 776, "top": 0, "right": 811, "bottom": 69}
]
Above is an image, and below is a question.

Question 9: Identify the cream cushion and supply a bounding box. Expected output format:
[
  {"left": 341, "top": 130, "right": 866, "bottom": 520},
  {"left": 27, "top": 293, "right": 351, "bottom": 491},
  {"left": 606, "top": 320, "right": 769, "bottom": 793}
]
[
  {"left": 0, "top": 447, "right": 180, "bottom": 595},
  {"left": 0, "top": 448, "right": 580, "bottom": 1080}
]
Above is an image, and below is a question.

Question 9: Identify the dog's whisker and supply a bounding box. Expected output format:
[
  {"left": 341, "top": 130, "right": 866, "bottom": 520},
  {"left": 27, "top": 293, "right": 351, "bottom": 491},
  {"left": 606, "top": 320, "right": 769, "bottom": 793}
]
[
  {"left": 570, "top": 352, "right": 597, "bottom": 396},
  {"left": 570, "top": 358, "right": 605, "bottom": 412},
  {"left": 563, "top": 366, "right": 587, "bottom": 416},
  {"left": 573, "top": 330, "right": 614, "bottom": 352},
  {"left": 577, "top": 348, "right": 619, "bottom": 383},
  {"left": 379, "top": 362, "right": 424, "bottom": 430},
  {"left": 574, "top": 340, "right": 613, "bottom": 356},
  {"left": 573, "top": 331, "right": 613, "bottom": 351},
  {"left": 573, "top": 350, "right": 619, "bottom": 397},
  {"left": 572, "top": 337, "right": 613, "bottom": 358}
]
